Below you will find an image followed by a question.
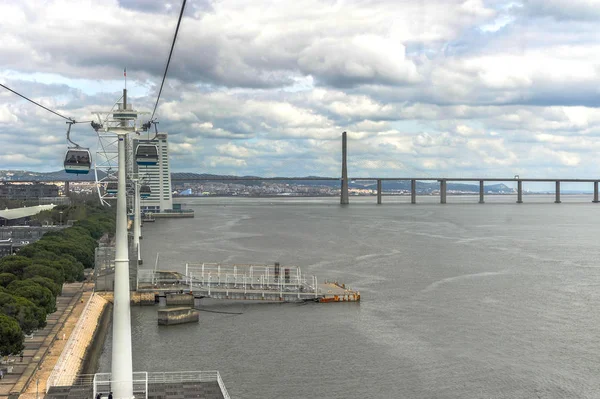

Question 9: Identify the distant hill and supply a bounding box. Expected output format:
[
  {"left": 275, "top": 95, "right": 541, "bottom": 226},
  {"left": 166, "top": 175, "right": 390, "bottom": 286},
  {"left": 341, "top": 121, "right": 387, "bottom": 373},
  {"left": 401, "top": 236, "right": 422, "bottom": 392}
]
[
  {"left": 0, "top": 170, "right": 103, "bottom": 182},
  {"left": 170, "top": 172, "right": 515, "bottom": 193},
  {"left": 0, "top": 170, "right": 514, "bottom": 193}
]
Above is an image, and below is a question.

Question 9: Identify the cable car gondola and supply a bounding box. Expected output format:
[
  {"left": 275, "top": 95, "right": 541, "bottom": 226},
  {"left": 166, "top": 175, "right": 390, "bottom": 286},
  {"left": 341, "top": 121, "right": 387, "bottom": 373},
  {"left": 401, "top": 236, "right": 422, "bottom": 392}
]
[
  {"left": 63, "top": 121, "right": 91, "bottom": 174},
  {"left": 106, "top": 182, "right": 118, "bottom": 195},
  {"left": 64, "top": 148, "right": 91, "bottom": 174},
  {"left": 140, "top": 185, "right": 151, "bottom": 199},
  {"left": 136, "top": 143, "right": 158, "bottom": 166}
]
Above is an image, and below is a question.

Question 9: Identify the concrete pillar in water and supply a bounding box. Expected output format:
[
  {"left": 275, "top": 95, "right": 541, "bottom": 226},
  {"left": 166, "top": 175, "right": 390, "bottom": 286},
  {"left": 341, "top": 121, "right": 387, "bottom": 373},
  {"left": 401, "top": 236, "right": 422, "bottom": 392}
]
[
  {"left": 340, "top": 132, "right": 349, "bottom": 205},
  {"left": 479, "top": 180, "right": 484, "bottom": 204},
  {"left": 440, "top": 180, "right": 447, "bottom": 204},
  {"left": 594, "top": 182, "right": 599, "bottom": 203},
  {"left": 194, "top": 296, "right": 202, "bottom": 308},
  {"left": 411, "top": 179, "right": 416, "bottom": 204},
  {"left": 554, "top": 181, "right": 561, "bottom": 203},
  {"left": 377, "top": 179, "right": 382, "bottom": 205},
  {"left": 158, "top": 295, "right": 166, "bottom": 307},
  {"left": 517, "top": 180, "right": 523, "bottom": 203}
]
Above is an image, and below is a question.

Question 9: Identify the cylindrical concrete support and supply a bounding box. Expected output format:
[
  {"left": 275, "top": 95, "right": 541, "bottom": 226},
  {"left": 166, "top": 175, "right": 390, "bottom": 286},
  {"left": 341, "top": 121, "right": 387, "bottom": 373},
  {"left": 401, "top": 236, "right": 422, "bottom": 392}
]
[
  {"left": 377, "top": 179, "right": 382, "bottom": 205},
  {"left": 340, "top": 132, "right": 349, "bottom": 205},
  {"left": 554, "top": 181, "right": 561, "bottom": 204},
  {"left": 517, "top": 181, "right": 523, "bottom": 203},
  {"left": 64, "top": 181, "right": 70, "bottom": 197},
  {"left": 594, "top": 182, "right": 599, "bottom": 203},
  {"left": 479, "top": 180, "right": 484, "bottom": 204},
  {"left": 440, "top": 180, "right": 447, "bottom": 204},
  {"left": 133, "top": 181, "right": 141, "bottom": 264},
  {"left": 193, "top": 296, "right": 202, "bottom": 308},
  {"left": 158, "top": 295, "right": 167, "bottom": 307},
  {"left": 411, "top": 179, "right": 416, "bottom": 204},
  {"left": 111, "top": 133, "right": 134, "bottom": 399}
]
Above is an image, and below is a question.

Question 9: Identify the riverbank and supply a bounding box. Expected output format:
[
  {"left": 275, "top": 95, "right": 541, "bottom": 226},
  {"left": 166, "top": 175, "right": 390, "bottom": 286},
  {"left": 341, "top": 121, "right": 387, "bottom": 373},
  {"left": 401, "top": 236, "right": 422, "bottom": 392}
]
[{"left": 41, "top": 293, "right": 109, "bottom": 392}]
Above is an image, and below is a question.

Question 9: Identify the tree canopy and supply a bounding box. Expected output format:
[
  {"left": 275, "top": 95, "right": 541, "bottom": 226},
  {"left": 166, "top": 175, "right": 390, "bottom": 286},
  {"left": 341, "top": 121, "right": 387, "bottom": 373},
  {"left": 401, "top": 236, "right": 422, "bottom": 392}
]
[
  {"left": 0, "top": 203, "right": 115, "bottom": 342},
  {"left": 0, "top": 292, "right": 46, "bottom": 335},
  {"left": 0, "top": 314, "right": 24, "bottom": 357},
  {"left": 7, "top": 279, "right": 56, "bottom": 314}
]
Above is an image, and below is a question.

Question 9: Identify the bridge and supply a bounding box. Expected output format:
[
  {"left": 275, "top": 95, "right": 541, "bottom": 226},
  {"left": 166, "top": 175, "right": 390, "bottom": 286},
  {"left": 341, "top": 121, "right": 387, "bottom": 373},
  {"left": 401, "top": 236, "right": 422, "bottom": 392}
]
[{"left": 5, "top": 133, "right": 600, "bottom": 204}]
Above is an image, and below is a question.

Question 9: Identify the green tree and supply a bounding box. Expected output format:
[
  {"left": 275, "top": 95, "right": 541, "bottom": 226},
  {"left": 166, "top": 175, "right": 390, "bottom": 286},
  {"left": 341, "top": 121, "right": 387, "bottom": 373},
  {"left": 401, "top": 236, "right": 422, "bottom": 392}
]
[
  {"left": 28, "top": 276, "right": 61, "bottom": 297},
  {"left": 7, "top": 280, "right": 55, "bottom": 314},
  {"left": 0, "top": 292, "right": 47, "bottom": 334},
  {"left": 0, "top": 256, "right": 33, "bottom": 277},
  {"left": 0, "top": 273, "right": 17, "bottom": 287},
  {"left": 0, "top": 314, "right": 24, "bottom": 357},
  {"left": 23, "top": 264, "right": 64, "bottom": 287}
]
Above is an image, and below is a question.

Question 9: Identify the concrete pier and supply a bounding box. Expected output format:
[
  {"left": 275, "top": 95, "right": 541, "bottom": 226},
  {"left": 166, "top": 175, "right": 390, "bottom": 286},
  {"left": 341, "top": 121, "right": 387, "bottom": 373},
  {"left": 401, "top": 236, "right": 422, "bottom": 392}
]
[
  {"left": 166, "top": 293, "right": 194, "bottom": 306},
  {"left": 479, "top": 180, "right": 484, "bottom": 203},
  {"left": 340, "top": 131, "right": 349, "bottom": 205},
  {"left": 440, "top": 180, "right": 447, "bottom": 204},
  {"left": 377, "top": 179, "right": 382, "bottom": 204},
  {"left": 594, "top": 182, "right": 599, "bottom": 203},
  {"left": 158, "top": 307, "right": 199, "bottom": 326},
  {"left": 411, "top": 180, "right": 416, "bottom": 204},
  {"left": 517, "top": 181, "right": 523, "bottom": 203},
  {"left": 555, "top": 181, "right": 561, "bottom": 203}
]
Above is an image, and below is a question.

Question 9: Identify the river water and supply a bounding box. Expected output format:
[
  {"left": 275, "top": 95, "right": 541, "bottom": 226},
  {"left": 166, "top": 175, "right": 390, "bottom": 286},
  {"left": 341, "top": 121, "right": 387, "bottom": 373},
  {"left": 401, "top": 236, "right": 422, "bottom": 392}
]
[{"left": 98, "top": 195, "right": 600, "bottom": 398}]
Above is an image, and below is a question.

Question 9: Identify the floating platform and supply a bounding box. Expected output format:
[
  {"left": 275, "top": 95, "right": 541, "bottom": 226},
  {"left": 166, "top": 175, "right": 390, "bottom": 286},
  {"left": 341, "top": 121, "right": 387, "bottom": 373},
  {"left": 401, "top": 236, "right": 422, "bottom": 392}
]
[{"left": 136, "top": 263, "right": 360, "bottom": 303}]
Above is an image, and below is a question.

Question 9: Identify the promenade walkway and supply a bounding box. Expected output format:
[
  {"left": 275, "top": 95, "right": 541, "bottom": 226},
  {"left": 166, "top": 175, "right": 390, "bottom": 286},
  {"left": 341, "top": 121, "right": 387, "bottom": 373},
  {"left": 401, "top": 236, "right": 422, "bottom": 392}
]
[{"left": 0, "top": 282, "right": 91, "bottom": 399}]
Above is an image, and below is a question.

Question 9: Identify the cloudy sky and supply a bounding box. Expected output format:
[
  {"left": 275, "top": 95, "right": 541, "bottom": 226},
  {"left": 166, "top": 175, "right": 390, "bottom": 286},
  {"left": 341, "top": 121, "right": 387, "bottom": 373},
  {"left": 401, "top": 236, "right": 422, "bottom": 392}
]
[{"left": 1, "top": 0, "right": 600, "bottom": 181}]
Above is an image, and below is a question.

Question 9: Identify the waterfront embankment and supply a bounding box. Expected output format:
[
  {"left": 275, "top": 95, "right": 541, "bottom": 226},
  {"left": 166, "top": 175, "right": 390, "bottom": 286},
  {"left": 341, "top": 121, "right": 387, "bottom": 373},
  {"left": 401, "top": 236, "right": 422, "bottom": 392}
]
[{"left": 41, "top": 293, "right": 109, "bottom": 393}]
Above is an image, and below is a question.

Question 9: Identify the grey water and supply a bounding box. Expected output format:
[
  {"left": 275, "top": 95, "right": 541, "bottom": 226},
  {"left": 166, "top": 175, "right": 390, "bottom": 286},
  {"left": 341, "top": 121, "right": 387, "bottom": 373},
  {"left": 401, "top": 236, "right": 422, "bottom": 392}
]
[{"left": 98, "top": 195, "right": 600, "bottom": 398}]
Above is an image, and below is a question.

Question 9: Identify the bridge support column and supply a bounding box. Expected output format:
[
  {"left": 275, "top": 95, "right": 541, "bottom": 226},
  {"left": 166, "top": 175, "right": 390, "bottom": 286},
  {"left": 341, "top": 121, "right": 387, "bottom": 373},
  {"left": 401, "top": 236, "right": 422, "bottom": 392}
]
[
  {"left": 594, "top": 182, "right": 599, "bottom": 203},
  {"left": 440, "top": 180, "right": 447, "bottom": 204},
  {"left": 193, "top": 296, "right": 202, "bottom": 308},
  {"left": 377, "top": 179, "right": 382, "bottom": 204},
  {"left": 517, "top": 181, "right": 523, "bottom": 203},
  {"left": 158, "top": 295, "right": 166, "bottom": 307},
  {"left": 479, "top": 180, "right": 484, "bottom": 204},
  {"left": 64, "top": 181, "right": 70, "bottom": 197},
  {"left": 340, "top": 132, "right": 349, "bottom": 205},
  {"left": 411, "top": 179, "right": 416, "bottom": 204},
  {"left": 554, "top": 181, "right": 561, "bottom": 203}
]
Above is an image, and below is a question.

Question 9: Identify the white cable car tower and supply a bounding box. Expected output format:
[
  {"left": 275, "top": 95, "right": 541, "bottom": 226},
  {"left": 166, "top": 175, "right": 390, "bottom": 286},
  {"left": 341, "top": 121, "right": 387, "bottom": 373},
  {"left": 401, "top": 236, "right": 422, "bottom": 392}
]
[{"left": 91, "top": 88, "right": 147, "bottom": 399}]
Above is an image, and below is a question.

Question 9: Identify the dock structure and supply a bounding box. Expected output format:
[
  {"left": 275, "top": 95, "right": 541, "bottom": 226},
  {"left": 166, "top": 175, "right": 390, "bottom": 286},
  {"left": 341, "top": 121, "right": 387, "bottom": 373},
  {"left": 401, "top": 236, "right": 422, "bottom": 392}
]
[{"left": 136, "top": 263, "right": 360, "bottom": 303}]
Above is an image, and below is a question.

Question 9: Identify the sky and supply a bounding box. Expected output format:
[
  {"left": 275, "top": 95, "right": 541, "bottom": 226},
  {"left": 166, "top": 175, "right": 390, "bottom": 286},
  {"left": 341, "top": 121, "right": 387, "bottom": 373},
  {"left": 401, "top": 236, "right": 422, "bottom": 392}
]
[{"left": 1, "top": 0, "right": 600, "bottom": 183}]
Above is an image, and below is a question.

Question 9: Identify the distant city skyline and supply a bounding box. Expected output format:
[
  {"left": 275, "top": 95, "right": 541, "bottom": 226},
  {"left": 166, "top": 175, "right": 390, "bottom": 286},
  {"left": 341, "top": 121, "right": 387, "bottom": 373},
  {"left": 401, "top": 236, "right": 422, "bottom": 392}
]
[{"left": 1, "top": 0, "right": 600, "bottom": 184}]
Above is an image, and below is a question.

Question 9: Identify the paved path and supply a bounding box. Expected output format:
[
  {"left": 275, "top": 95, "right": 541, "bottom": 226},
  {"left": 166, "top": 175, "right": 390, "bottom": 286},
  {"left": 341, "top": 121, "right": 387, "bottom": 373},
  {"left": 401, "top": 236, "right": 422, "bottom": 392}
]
[{"left": 0, "top": 282, "right": 90, "bottom": 399}]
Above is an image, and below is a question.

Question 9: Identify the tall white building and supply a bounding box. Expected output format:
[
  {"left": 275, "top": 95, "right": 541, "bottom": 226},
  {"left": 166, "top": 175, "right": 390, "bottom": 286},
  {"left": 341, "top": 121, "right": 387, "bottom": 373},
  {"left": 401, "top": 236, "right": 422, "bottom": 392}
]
[{"left": 134, "top": 132, "right": 173, "bottom": 212}]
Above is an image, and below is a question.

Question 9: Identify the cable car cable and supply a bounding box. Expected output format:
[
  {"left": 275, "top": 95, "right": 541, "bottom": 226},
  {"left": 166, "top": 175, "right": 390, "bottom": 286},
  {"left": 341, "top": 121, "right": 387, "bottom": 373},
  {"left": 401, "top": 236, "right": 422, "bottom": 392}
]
[
  {"left": 150, "top": 0, "right": 187, "bottom": 121},
  {"left": 0, "top": 83, "right": 91, "bottom": 123}
]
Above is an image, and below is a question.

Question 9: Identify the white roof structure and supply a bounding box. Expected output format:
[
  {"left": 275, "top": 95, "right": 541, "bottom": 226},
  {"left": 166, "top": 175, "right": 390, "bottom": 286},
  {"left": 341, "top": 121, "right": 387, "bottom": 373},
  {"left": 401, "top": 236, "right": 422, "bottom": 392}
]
[{"left": 0, "top": 204, "right": 56, "bottom": 220}]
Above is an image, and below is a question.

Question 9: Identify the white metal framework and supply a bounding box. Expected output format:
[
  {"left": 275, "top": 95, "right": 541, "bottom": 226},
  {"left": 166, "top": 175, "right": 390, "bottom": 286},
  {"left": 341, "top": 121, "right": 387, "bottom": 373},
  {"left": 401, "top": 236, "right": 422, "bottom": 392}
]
[{"left": 94, "top": 131, "right": 119, "bottom": 206}]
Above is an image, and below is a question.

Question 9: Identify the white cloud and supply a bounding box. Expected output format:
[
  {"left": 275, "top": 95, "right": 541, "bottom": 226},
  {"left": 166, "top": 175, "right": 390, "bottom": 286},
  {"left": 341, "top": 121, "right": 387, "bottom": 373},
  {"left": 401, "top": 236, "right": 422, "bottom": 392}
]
[{"left": 2, "top": 0, "right": 600, "bottom": 178}]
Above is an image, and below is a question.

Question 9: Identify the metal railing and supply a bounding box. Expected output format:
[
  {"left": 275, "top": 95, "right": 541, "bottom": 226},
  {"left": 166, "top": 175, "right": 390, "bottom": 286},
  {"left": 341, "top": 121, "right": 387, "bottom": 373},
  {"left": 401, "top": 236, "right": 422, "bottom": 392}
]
[
  {"left": 94, "top": 372, "right": 148, "bottom": 399},
  {"left": 87, "top": 371, "right": 230, "bottom": 399}
]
